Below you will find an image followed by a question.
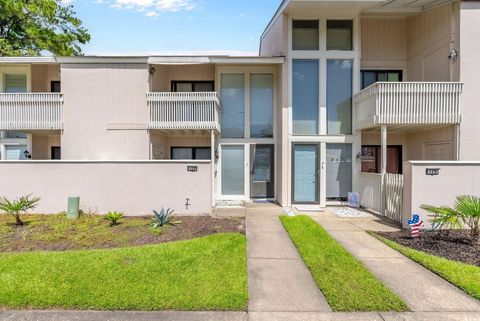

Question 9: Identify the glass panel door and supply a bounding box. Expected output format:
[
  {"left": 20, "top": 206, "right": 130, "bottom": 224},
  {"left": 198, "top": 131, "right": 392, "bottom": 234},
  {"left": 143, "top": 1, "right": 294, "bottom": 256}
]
[
  {"left": 326, "top": 144, "right": 352, "bottom": 201},
  {"left": 5, "top": 145, "right": 28, "bottom": 160},
  {"left": 293, "top": 144, "right": 319, "bottom": 203},
  {"left": 250, "top": 144, "right": 274, "bottom": 199},
  {"left": 221, "top": 145, "right": 245, "bottom": 196}
]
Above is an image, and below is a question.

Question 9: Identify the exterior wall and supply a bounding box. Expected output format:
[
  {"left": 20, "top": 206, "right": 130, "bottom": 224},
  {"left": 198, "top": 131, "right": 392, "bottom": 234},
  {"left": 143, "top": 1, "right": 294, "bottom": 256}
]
[
  {"left": 31, "top": 64, "right": 60, "bottom": 92},
  {"left": 260, "top": 14, "right": 287, "bottom": 57},
  {"left": 32, "top": 134, "right": 61, "bottom": 160},
  {"left": 406, "top": 2, "right": 456, "bottom": 81},
  {"left": 459, "top": 1, "right": 480, "bottom": 160},
  {"left": 0, "top": 64, "right": 32, "bottom": 92},
  {"left": 150, "top": 64, "right": 215, "bottom": 92},
  {"left": 61, "top": 63, "right": 150, "bottom": 160},
  {"left": 0, "top": 161, "right": 212, "bottom": 215},
  {"left": 150, "top": 132, "right": 210, "bottom": 159},
  {"left": 360, "top": 17, "right": 407, "bottom": 70},
  {"left": 403, "top": 161, "right": 480, "bottom": 228}
]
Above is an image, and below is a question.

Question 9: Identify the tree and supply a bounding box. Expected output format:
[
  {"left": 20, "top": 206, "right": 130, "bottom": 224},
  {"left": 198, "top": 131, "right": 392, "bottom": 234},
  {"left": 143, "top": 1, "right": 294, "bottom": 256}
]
[
  {"left": 0, "top": 0, "right": 90, "bottom": 56},
  {"left": 0, "top": 194, "right": 41, "bottom": 226}
]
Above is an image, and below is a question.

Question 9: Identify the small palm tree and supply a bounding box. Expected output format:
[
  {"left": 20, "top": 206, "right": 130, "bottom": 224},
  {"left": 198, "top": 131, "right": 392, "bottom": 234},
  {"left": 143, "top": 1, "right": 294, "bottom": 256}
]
[
  {"left": 422, "top": 195, "right": 480, "bottom": 244},
  {"left": 0, "top": 194, "right": 41, "bottom": 226}
]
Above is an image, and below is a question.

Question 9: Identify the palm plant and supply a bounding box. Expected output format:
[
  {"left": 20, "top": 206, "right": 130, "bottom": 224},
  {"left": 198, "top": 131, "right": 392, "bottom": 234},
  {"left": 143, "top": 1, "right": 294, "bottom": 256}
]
[
  {"left": 151, "top": 208, "right": 179, "bottom": 228},
  {"left": 104, "top": 211, "right": 124, "bottom": 226},
  {"left": 0, "top": 194, "right": 41, "bottom": 226},
  {"left": 421, "top": 195, "right": 480, "bottom": 244}
]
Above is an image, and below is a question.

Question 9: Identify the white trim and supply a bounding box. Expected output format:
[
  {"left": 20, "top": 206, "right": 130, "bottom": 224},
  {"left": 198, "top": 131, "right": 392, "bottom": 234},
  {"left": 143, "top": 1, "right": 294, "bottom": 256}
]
[{"left": 0, "top": 160, "right": 212, "bottom": 164}]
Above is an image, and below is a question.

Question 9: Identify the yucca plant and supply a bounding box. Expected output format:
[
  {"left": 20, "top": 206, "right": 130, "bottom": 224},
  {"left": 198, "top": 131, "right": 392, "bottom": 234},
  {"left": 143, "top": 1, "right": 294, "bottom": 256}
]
[
  {"left": 104, "top": 211, "right": 124, "bottom": 226},
  {"left": 151, "top": 208, "right": 179, "bottom": 228},
  {"left": 421, "top": 195, "right": 480, "bottom": 244},
  {"left": 0, "top": 194, "right": 41, "bottom": 226}
]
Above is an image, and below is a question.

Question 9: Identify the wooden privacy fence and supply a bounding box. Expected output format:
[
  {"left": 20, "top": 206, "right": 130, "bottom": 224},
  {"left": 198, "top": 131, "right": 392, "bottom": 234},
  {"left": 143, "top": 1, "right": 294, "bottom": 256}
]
[{"left": 384, "top": 173, "right": 404, "bottom": 224}]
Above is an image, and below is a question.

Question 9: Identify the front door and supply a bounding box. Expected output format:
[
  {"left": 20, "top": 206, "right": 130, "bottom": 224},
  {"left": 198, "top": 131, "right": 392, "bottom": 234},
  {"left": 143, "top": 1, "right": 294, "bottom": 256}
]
[
  {"left": 293, "top": 144, "right": 319, "bottom": 203},
  {"left": 250, "top": 144, "right": 274, "bottom": 199}
]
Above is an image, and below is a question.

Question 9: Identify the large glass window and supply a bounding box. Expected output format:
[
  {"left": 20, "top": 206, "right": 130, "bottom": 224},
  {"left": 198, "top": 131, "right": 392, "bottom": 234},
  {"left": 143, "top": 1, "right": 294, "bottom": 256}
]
[
  {"left": 292, "top": 20, "right": 319, "bottom": 51},
  {"left": 293, "top": 60, "right": 319, "bottom": 135},
  {"left": 171, "top": 147, "right": 211, "bottom": 160},
  {"left": 221, "top": 145, "right": 245, "bottom": 196},
  {"left": 327, "top": 60, "right": 352, "bottom": 135},
  {"left": 361, "top": 70, "right": 402, "bottom": 89},
  {"left": 221, "top": 74, "right": 244, "bottom": 138},
  {"left": 327, "top": 20, "right": 353, "bottom": 51},
  {"left": 326, "top": 144, "right": 352, "bottom": 201},
  {"left": 250, "top": 74, "right": 273, "bottom": 138},
  {"left": 4, "top": 74, "right": 27, "bottom": 93},
  {"left": 361, "top": 145, "right": 402, "bottom": 174}
]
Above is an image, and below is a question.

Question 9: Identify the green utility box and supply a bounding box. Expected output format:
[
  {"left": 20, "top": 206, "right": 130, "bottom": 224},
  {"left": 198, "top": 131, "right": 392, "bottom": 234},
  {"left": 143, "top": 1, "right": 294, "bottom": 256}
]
[{"left": 67, "top": 197, "right": 80, "bottom": 219}]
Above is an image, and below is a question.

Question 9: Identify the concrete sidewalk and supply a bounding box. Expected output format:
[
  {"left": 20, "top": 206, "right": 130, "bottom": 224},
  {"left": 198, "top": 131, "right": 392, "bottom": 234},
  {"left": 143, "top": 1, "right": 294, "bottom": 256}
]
[
  {"left": 309, "top": 211, "right": 480, "bottom": 313},
  {"left": 246, "top": 214, "right": 331, "bottom": 312}
]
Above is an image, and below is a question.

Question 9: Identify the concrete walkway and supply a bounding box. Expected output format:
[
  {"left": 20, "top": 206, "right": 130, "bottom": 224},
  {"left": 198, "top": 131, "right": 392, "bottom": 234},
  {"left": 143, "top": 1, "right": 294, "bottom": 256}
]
[
  {"left": 309, "top": 211, "right": 480, "bottom": 313},
  {"left": 246, "top": 203, "right": 331, "bottom": 313}
]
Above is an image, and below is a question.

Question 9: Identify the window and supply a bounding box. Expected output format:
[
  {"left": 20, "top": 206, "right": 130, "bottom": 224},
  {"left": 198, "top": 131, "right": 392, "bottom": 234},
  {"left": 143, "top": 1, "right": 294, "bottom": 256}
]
[
  {"left": 327, "top": 20, "right": 353, "bottom": 51},
  {"left": 361, "top": 70, "right": 403, "bottom": 89},
  {"left": 171, "top": 81, "right": 214, "bottom": 92},
  {"left": 221, "top": 145, "right": 245, "bottom": 195},
  {"left": 5, "top": 131, "right": 27, "bottom": 139},
  {"left": 293, "top": 60, "right": 319, "bottom": 135},
  {"left": 326, "top": 144, "right": 352, "bottom": 201},
  {"left": 4, "top": 74, "right": 27, "bottom": 93},
  {"left": 51, "top": 81, "right": 61, "bottom": 93},
  {"left": 51, "top": 146, "right": 61, "bottom": 160},
  {"left": 221, "top": 74, "right": 245, "bottom": 138},
  {"left": 327, "top": 60, "right": 352, "bottom": 135},
  {"left": 361, "top": 145, "right": 402, "bottom": 174},
  {"left": 292, "top": 20, "right": 319, "bottom": 51},
  {"left": 171, "top": 147, "right": 211, "bottom": 160},
  {"left": 250, "top": 74, "right": 273, "bottom": 138}
]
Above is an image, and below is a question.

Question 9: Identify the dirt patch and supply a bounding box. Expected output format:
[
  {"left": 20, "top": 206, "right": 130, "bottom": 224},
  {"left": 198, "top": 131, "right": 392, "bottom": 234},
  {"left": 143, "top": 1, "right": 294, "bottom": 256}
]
[
  {"left": 0, "top": 215, "right": 245, "bottom": 252},
  {"left": 377, "top": 230, "right": 480, "bottom": 266}
]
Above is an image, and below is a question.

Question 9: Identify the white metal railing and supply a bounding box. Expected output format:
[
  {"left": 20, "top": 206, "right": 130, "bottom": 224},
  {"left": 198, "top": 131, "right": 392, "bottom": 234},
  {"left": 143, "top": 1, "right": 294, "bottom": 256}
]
[
  {"left": 354, "top": 82, "right": 463, "bottom": 130},
  {"left": 0, "top": 93, "right": 63, "bottom": 130},
  {"left": 148, "top": 92, "right": 220, "bottom": 131},
  {"left": 384, "top": 173, "right": 404, "bottom": 224}
]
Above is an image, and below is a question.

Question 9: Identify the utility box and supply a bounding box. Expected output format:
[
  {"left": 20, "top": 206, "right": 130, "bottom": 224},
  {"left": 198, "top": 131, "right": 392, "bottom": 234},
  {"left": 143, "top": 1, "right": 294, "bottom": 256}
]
[{"left": 67, "top": 197, "right": 80, "bottom": 219}]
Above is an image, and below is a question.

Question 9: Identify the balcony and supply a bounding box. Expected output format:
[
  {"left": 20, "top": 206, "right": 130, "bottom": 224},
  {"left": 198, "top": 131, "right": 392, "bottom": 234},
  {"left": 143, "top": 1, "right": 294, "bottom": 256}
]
[
  {"left": 0, "top": 93, "right": 63, "bottom": 131},
  {"left": 147, "top": 92, "right": 220, "bottom": 132},
  {"left": 354, "top": 82, "right": 463, "bottom": 131}
]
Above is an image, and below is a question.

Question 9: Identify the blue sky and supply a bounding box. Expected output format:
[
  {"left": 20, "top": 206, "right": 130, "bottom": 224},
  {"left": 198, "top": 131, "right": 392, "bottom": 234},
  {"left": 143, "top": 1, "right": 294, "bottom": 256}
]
[{"left": 66, "top": 0, "right": 281, "bottom": 55}]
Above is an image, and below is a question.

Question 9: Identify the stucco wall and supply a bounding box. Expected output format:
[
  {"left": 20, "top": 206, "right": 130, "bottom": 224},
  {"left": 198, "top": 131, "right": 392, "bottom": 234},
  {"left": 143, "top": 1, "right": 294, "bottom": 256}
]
[
  {"left": 150, "top": 132, "right": 210, "bottom": 160},
  {"left": 31, "top": 64, "right": 60, "bottom": 92},
  {"left": 0, "top": 161, "right": 212, "bottom": 215},
  {"left": 150, "top": 64, "right": 215, "bottom": 92},
  {"left": 403, "top": 161, "right": 480, "bottom": 228},
  {"left": 61, "top": 63, "right": 150, "bottom": 160},
  {"left": 260, "top": 14, "right": 286, "bottom": 57},
  {"left": 459, "top": 1, "right": 480, "bottom": 160},
  {"left": 32, "top": 134, "right": 61, "bottom": 160}
]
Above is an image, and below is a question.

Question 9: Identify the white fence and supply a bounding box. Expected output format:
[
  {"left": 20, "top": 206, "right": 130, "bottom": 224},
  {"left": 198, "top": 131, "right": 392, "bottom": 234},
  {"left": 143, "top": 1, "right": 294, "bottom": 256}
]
[
  {"left": 0, "top": 93, "right": 63, "bottom": 130},
  {"left": 148, "top": 92, "right": 220, "bottom": 131},
  {"left": 354, "top": 82, "right": 463, "bottom": 130},
  {"left": 384, "top": 173, "right": 404, "bottom": 224},
  {"left": 359, "top": 173, "right": 382, "bottom": 213}
]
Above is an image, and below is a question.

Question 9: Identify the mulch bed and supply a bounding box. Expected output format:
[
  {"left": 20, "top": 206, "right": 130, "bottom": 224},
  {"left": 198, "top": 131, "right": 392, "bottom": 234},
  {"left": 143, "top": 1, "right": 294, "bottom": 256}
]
[{"left": 377, "top": 230, "right": 480, "bottom": 266}]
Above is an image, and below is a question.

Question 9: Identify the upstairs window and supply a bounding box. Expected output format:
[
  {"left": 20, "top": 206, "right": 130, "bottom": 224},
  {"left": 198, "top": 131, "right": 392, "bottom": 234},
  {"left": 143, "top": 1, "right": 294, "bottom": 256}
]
[
  {"left": 292, "top": 20, "right": 319, "bottom": 51},
  {"left": 361, "top": 70, "right": 403, "bottom": 89},
  {"left": 4, "top": 74, "right": 27, "bottom": 93},
  {"left": 327, "top": 20, "right": 353, "bottom": 51},
  {"left": 172, "top": 81, "right": 214, "bottom": 92},
  {"left": 221, "top": 74, "right": 245, "bottom": 138},
  {"left": 171, "top": 147, "right": 211, "bottom": 160}
]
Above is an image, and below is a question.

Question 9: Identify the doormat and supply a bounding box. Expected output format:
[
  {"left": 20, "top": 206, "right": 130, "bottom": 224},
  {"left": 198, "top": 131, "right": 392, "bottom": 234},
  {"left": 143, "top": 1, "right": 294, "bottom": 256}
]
[{"left": 295, "top": 205, "right": 325, "bottom": 212}]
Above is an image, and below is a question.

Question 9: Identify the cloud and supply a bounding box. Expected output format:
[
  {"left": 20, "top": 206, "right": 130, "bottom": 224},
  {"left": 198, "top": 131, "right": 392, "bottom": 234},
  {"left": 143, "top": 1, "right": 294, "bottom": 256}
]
[{"left": 111, "top": 0, "right": 196, "bottom": 15}]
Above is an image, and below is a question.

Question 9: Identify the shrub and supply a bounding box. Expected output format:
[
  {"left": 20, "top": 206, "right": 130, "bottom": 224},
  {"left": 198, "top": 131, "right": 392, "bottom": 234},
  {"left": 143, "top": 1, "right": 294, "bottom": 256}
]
[
  {"left": 151, "top": 208, "right": 179, "bottom": 228},
  {"left": 0, "top": 194, "right": 41, "bottom": 226},
  {"left": 104, "top": 212, "right": 124, "bottom": 226}
]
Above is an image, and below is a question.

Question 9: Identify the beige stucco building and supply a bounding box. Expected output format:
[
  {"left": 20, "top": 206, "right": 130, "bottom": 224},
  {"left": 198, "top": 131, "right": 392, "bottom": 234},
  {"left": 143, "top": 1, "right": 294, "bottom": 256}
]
[{"left": 0, "top": 0, "right": 479, "bottom": 226}]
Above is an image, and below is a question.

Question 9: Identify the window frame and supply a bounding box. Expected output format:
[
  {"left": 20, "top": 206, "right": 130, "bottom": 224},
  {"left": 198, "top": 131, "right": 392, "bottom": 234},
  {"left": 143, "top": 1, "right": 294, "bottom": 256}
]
[
  {"left": 50, "top": 81, "right": 61, "bottom": 93},
  {"left": 170, "top": 146, "right": 212, "bottom": 160},
  {"left": 292, "top": 19, "right": 320, "bottom": 51},
  {"left": 361, "top": 145, "right": 403, "bottom": 174},
  {"left": 171, "top": 80, "right": 215, "bottom": 92},
  {"left": 326, "top": 20, "right": 353, "bottom": 51},
  {"left": 360, "top": 70, "right": 403, "bottom": 90}
]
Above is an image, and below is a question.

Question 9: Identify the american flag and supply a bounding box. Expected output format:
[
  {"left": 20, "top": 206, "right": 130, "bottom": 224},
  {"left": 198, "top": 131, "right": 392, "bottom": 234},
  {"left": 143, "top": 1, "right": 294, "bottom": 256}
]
[{"left": 408, "top": 214, "right": 424, "bottom": 238}]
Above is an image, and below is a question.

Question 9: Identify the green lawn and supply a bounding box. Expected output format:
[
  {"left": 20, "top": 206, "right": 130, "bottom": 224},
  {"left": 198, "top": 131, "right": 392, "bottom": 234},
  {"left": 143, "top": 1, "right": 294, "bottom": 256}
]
[
  {"left": 280, "top": 215, "right": 408, "bottom": 312},
  {"left": 373, "top": 234, "right": 480, "bottom": 301},
  {"left": 0, "top": 233, "right": 248, "bottom": 311}
]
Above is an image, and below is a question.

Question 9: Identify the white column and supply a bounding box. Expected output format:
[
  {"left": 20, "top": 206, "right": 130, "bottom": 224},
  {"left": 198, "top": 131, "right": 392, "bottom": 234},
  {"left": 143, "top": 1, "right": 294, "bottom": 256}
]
[
  {"left": 380, "top": 125, "right": 387, "bottom": 215},
  {"left": 210, "top": 130, "right": 215, "bottom": 208}
]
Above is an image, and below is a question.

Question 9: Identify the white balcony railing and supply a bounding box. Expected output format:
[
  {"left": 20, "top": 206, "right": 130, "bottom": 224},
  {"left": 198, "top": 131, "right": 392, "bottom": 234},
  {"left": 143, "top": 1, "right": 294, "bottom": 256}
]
[
  {"left": 148, "top": 92, "right": 220, "bottom": 131},
  {"left": 354, "top": 82, "right": 463, "bottom": 130},
  {"left": 0, "top": 93, "right": 63, "bottom": 130}
]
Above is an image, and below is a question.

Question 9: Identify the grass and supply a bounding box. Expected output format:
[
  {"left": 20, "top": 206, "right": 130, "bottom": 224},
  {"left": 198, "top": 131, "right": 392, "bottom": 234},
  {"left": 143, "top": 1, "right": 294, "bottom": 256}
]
[
  {"left": 372, "top": 233, "right": 480, "bottom": 301},
  {"left": 280, "top": 215, "right": 408, "bottom": 312},
  {"left": 0, "top": 233, "right": 248, "bottom": 311}
]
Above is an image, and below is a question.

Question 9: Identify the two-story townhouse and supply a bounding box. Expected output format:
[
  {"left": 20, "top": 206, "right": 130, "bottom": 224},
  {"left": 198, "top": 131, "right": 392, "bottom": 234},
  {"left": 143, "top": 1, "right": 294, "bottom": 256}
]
[{"left": 0, "top": 0, "right": 478, "bottom": 225}]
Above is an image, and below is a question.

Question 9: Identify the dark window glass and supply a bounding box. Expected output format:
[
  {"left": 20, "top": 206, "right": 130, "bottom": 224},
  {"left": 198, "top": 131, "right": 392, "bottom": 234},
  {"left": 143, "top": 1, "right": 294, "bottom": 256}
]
[
  {"left": 172, "top": 81, "right": 214, "bottom": 92},
  {"left": 171, "top": 147, "right": 211, "bottom": 160},
  {"left": 292, "top": 20, "right": 319, "bottom": 50},
  {"left": 51, "top": 146, "right": 61, "bottom": 160},
  {"left": 327, "top": 20, "right": 353, "bottom": 51},
  {"left": 361, "top": 145, "right": 402, "bottom": 174},
  {"left": 51, "top": 81, "right": 61, "bottom": 93},
  {"left": 361, "top": 70, "right": 403, "bottom": 89}
]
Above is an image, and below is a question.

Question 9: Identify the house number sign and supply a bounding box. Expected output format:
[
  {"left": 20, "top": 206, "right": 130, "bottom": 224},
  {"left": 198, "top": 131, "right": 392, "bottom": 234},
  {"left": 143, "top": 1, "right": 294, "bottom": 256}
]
[
  {"left": 187, "top": 166, "right": 198, "bottom": 172},
  {"left": 426, "top": 168, "right": 440, "bottom": 176}
]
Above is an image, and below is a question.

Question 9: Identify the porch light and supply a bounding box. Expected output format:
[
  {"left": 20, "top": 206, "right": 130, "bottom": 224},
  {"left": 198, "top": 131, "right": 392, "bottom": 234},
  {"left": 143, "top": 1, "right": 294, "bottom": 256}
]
[
  {"left": 23, "top": 150, "right": 32, "bottom": 159},
  {"left": 448, "top": 48, "right": 459, "bottom": 62}
]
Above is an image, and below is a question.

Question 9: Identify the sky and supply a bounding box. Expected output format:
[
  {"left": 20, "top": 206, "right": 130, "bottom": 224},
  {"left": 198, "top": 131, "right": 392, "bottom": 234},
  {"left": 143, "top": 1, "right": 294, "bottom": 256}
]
[{"left": 65, "top": 0, "right": 281, "bottom": 55}]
